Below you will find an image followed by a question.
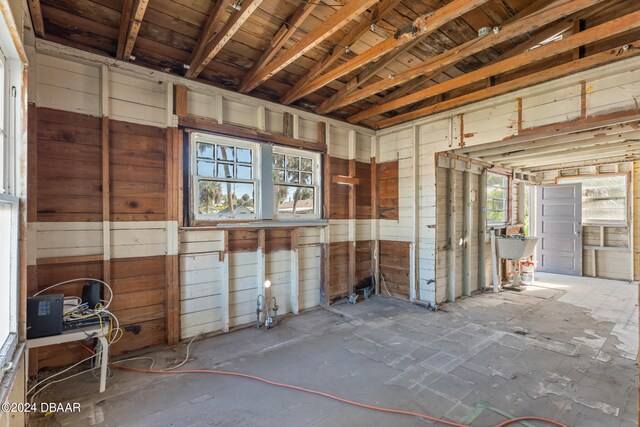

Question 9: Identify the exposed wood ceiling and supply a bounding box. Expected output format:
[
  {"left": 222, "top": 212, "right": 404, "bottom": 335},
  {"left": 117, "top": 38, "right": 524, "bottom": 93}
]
[{"left": 27, "top": 0, "right": 640, "bottom": 129}]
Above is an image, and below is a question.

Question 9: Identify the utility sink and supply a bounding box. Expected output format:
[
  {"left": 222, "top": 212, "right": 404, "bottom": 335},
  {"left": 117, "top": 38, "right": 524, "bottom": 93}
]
[{"left": 496, "top": 237, "right": 539, "bottom": 260}]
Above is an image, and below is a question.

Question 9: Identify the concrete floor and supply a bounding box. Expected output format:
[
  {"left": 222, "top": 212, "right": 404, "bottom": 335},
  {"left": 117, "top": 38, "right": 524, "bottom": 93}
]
[{"left": 30, "top": 273, "right": 637, "bottom": 427}]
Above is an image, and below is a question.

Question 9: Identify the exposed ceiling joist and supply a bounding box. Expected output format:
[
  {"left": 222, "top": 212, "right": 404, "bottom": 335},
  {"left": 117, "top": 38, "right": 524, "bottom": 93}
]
[
  {"left": 290, "top": 0, "right": 492, "bottom": 107},
  {"left": 504, "top": 143, "right": 640, "bottom": 168},
  {"left": 239, "top": 0, "right": 379, "bottom": 93},
  {"left": 524, "top": 155, "right": 640, "bottom": 172},
  {"left": 485, "top": 131, "right": 640, "bottom": 163},
  {"left": 375, "top": 42, "right": 640, "bottom": 129},
  {"left": 351, "top": 11, "right": 640, "bottom": 124},
  {"left": 186, "top": 0, "right": 265, "bottom": 79},
  {"left": 187, "top": 0, "right": 233, "bottom": 69},
  {"left": 470, "top": 124, "right": 640, "bottom": 158},
  {"left": 116, "top": 0, "right": 149, "bottom": 60},
  {"left": 27, "top": 0, "right": 45, "bottom": 37},
  {"left": 238, "top": 2, "right": 319, "bottom": 93},
  {"left": 280, "top": 0, "right": 403, "bottom": 105},
  {"left": 320, "top": 0, "right": 603, "bottom": 115}
]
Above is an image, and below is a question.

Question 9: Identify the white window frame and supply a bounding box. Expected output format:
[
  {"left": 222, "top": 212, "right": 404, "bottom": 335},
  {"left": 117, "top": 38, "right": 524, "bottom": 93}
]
[
  {"left": 0, "top": 193, "right": 19, "bottom": 388},
  {"left": 272, "top": 146, "right": 321, "bottom": 220},
  {"left": 486, "top": 172, "right": 509, "bottom": 226},
  {"left": 191, "top": 133, "right": 261, "bottom": 221},
  {"left": 559, "top": 173, "right": 629, "bottom": 225}
]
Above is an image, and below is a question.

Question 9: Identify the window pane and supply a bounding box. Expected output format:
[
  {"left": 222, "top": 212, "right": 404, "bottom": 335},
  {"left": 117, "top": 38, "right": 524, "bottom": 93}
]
[
  {"left": 217, "top": 163, "right": 234, "bottom": 178},
  {"left": 237, "top": 165, "right": 252, "bottom": 180},
  {"left": 286, "top": 155, "right": 300, "bottom": 170},
  {"left": 561, "top": 175, "right": 627, "bottom": 222},
  {"left": 487, "top": 187, "right": 505, "bottom": 200},
  {"left": 275, "top": 186, "right": 315, "bottom": 215},
  {"left": 487, "top": 174, "right": 507, "bottom": 187},
  {"left": 199, "top": 181, "right": 255, "bottom": 216},
  {"left": 287, "top": 171, "right": 299, "bottom": 184},
  {"left": 301, "top": 172, "right": 313, "bottom": 185},
  {"left": 199, "top": 181, "right": 227, "bottom": 215},
  {"left": 197, "top": 161, "right": 215, "bottom": 177},
  {"left": 273, "top": 153, "right": 285, "bottom": 168},
  {"left": 217, "top": 145, "right": 234, "bottom": 161},
  {"left": 236, "top": 148, "right": 252, "bottom": 164},
  {"left": 274, "top": 169, "right": 285, "bottom": 182},
  {"left": 232, "top": 183, "right": 255, "bottom": 214},
  {"left": 300, "top": 158, "right": 313, "bottom": 172},
  {"left": 196, "top": 142, "right": 214, "bottom": 159}
]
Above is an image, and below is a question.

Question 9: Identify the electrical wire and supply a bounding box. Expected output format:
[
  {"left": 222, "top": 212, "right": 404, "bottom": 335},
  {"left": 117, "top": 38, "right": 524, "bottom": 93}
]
[{"left": 76, "top": 344, "right": 566, "bottom": 427}]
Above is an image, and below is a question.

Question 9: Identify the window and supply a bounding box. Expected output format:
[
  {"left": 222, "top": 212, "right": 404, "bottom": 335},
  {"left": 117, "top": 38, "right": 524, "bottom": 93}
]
[
  {"left": 560, "top": 175, "right": 628, "bottom": 223},
  {"left": 487, "top": 173, "right": 509, "bottom": 225},
  {"left": 191, "top": 133, "right": 321, "bottom": 222},
  {"left": 193, "top": 134, "right": 259, "bottom": 220},
  {"left": 273, "top": 147, "right": 320, "bottom": 219}
]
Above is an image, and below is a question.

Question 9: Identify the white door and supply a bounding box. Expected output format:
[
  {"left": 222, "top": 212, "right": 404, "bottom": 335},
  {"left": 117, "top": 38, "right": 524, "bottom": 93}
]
[{"left": 536, "top": 184, "right": 582, "bottom": 275}]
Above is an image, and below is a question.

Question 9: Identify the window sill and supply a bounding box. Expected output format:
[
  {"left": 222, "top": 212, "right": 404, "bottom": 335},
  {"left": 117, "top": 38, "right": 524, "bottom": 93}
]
[
  {"left": 184, "top": 219, "right": 329, "bottom": 230},
  {"left": 0, "top": 340, "right": 24, "bottom": 405},
  {"left": 582, "top": 222, "right": 628, "bottom": 227}
]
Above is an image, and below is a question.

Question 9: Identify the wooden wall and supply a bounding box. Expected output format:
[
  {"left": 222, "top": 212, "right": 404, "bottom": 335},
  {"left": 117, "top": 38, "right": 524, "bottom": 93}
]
[
  {"left": 379, "top": 241, "right": 410, "bottom": 299},
  {"left": 28, "top": 107, "right": 170, "bottom": 370}
]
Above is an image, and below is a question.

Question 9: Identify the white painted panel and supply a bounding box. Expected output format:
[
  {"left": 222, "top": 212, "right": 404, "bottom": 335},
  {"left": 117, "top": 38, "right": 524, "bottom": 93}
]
[
  {"left": 329, "top": 126, "right": 350, "bottom": 159},
  {"left": 298, "top": 117, "right": 318, "bottom": 142},
  {"left": 109, "top": 72, "right": 166, "bottom": 127},
  {"left": 224, "top": 99, "right": 258, "bottom": 128},
  {"left": 265, "top": 109, "right": 284, "bottom": 134},
  {"left": 187, "top": 91, "right": 216, "bottom": 120}
]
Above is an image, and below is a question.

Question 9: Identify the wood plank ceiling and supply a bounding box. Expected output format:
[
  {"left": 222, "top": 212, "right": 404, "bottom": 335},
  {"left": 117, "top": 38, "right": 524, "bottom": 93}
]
[{"left": 28, "top": 0, "right": 640, "bottom": 129}]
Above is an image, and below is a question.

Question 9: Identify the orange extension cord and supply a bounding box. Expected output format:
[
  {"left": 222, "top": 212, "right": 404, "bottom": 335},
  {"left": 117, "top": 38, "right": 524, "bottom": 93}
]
[{"left": 81, "top": 344, "right": 566, "bottom": 427}]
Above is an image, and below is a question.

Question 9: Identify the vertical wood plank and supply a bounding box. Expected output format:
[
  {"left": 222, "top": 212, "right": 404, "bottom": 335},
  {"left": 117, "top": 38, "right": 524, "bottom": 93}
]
[
  {"left": 290, "top": 229, "right": 299, "bottom": 315},
  {"left": 174, "top": 84, "right": 188, "bottom": 118},
  {"left": 101, "top": 116, "right": 111, "bottom": 286},
  {"left": 221, "top": 230, "right": 230, "bottom": 332},
  {"left": 462, "top": 169, "right": 471, "bottom": 297},
  {"left": 446, "top": 166, "right": 456, "bottom": 302},
  {"left": 257, "top": 229, "right": 266, "bottom": 323},
  {"left": 411, "top": 126, "right": 419, "bottom": 301}
]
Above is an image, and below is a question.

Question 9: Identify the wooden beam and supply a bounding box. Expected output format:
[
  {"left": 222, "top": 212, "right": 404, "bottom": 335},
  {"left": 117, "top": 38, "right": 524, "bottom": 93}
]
[
  {"left": 174, "top": 84, "right": 188, "bottom": 118},
  {"left": 188, "top": 0, "right": 233, "bottom": 67},
  {"left": 116, "top": 0, "right": 149, "bottom": 60},
  {"left": 351, "top": 11, "right": 640, "bottom": 124},
  {"left": 332, "top": 175, "right": 360, "bottom": 185},
  {"left": 238, "top": 2, "right": 319, "bottom": 92},
  {"left": 280, "top": 0, "right": 403, "bottom": 105},
  {"left": 286, "top": 0, "right": 492, "bottom": 108},
  {"left": 375, "top": 40, "right": 640, "bottom": 128},
  {"left": 320, "top": 0, "right": 603, "bottom": 114},
  {"left": 186, "top": 0, "right": 265, "bottom": 79},
  {"left": 27, "top": 0, "right": 45, "bottom": 37},
  {"left": 179, "top": 115, "right": 326, "bottom": 153},
  {"left": 239, "top": 0, "right": 379, "bottom": 93}
]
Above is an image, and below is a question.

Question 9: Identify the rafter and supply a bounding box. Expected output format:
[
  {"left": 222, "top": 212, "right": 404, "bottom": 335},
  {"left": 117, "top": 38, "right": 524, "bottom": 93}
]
[
  {"left": 186, "top": 0, "right": 265, "bottom": 79},
  {"left": 116, "top": 0, "right": 149, "bottom": 60},
  {"left": 239, "top": 0, "right": 379, "bottom": 94},
  {"left": 283, "top": 0, "right": 491, "bottom": 108},
  {"left": 318, "top": 0, "right": 603, "bottom": 114},
  {"left": 27, "top": 0, "right": 45, "bottom": 37},
  {"left": 187, "top": 0, "right": 233, "bottom": 68},
  {"left": 238, "top": 2, "right": 319, "bottom": 93},
  {"left": 348, "top": 9, "right": 640, "bottom": 124},
  {"left": 280, "top": 0, "right": 403, "bottom": 104},
  {"left": 374, "top": 39, "right": 640, "bottom": 129}
]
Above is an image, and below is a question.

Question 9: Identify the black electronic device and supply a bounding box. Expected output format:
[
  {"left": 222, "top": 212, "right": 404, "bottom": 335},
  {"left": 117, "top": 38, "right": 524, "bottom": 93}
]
[
  {"left": 27, "top": 294, "right": 64, "bottom": 339},
  {"left": 62, "top": 313, "right": 111, "bottom": 332},
  {"left": 82, "top": 281, "right": 102, "bottom": 309}
]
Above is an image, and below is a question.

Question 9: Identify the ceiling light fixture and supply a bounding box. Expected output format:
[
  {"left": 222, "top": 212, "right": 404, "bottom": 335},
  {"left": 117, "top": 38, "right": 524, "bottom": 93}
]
[
  {"left": 231, "top": 1, "right": 242, "bottom": 11},
  {"left": 370, "top": 22, "right": 377, "bottom": 32}
]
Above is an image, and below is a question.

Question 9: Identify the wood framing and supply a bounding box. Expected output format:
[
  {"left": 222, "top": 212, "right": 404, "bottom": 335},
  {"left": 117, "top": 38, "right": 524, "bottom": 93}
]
[
  {"left": 376, "top": 39, "right": 640, "bottom": 128},
  {"left": 116, "top": 0, "right": 149, "bottom": 60},
  {"left": 238, "top": 2, "right": 319, "bottom": 93},
  {"left": 179, "top": 115, "right": 326, "bottom": 153},
  {"left": 187, "top": 0, "right": 233, "bottom": 68},
  {"left": 351, "top": 6, "right": 640, "bottom": 124},
  {"left": 291, "top": 0, "right": 493, "bottom": 106},
  {"left": 187, "top": 0, "right": 265, "bottom": 79},
  {"left": 280, "top": 0, "right": 403, "bottom": 105},
  {"left": 319, "top": 0, "right": 604, "bottom": 114},
  {"left": 27, "top": 0, "right": 45, "bottom": 37},
  {"left": 239, "top": 0, "right": 379, "bottom": 93}
]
